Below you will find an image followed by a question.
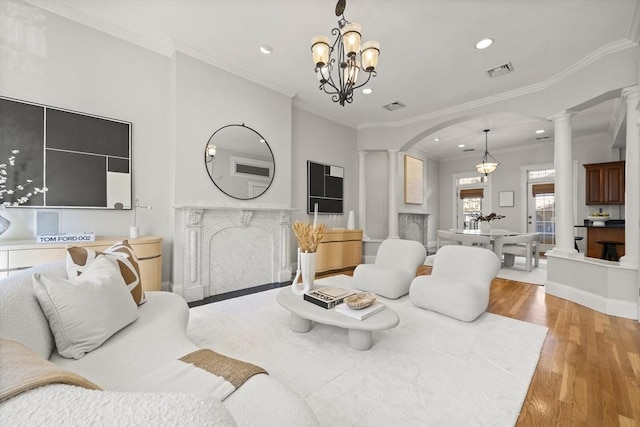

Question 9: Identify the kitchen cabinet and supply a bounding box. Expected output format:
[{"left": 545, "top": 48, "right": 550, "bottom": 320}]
[{"left": 584, "top": 161, "right": 625, "bottom": 205}]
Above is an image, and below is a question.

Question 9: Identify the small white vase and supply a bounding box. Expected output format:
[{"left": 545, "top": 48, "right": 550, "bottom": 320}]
[
  {"left": 291, "top": 251, "right": 316, "bottom": 295},
  {"left": 479, "top": 222, "right": 491, "bottom": 232},
  {"left": 300, "top": 251, "right": 316, "bottom": 289},
  {"left": 346, "top": 210, "right": 355, "bottom": 230},
  {"left": 129, "top": 226, "right": 139, "bottom": 239}
]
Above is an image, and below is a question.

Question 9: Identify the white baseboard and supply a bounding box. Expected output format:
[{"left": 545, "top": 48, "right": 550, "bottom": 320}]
[{"left": 545, "top": 280, "right": 638, "bottom": 320}]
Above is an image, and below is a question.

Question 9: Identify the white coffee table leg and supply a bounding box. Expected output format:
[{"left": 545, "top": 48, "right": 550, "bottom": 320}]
[
  {"left": 289, "top": 313, "right": 312, "bottom": 333},
  {"left": 348, "top": 329, "right": 373, "bottom": 351}
]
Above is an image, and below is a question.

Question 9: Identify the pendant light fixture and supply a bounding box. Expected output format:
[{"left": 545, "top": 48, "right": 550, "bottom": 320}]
[
  {"left": 476, "top": 129, "right": 499, "bottom": 176},
  {"left": 310, "top": 0, "right": 380, "bottom": 106}
]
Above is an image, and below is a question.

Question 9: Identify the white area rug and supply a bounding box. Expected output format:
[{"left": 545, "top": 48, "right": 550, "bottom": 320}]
[{"left": 188, "top": 276, "right": 548, "bottom": 426}]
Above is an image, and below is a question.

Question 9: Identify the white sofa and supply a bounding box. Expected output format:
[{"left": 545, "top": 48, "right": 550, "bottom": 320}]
[{"left": 0, "top": 260, "right": 319, "bottom": 426}]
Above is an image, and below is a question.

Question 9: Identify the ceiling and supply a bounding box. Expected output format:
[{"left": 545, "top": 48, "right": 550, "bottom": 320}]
[{"left": 25, "top": 0, "right": 639, "bottom": 160}]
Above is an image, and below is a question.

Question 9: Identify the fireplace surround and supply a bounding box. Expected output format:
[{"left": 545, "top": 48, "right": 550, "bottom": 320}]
[{"left": 173, "top": 205, "right": 295, "bottom": 302}]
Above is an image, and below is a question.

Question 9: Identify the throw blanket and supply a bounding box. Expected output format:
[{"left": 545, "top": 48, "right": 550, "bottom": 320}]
[
  {"left": 118, "top": 348, "right": 268, "bottom": 401},
  {"left": 180, "top": 349, "right": 267, "bottom": 388},
  {"left": 0, "top": 339, "right": 100, "bottom": 402}
]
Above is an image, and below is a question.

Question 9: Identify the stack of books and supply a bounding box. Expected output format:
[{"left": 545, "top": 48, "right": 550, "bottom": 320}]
[
  {"left": 335, "top": 301, "right": 386, "bottom": 320},
  {"left": 304, "top": 287, "right": 356, "bottom": 309}
]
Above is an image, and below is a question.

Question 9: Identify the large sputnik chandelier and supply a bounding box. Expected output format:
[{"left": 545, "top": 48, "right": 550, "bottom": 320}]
[
  {"left": 310, "top": 0, "right": 380, "bottom": 106},
  {"left": 476, "top": 129, "right": 500, "bottom": 176}
]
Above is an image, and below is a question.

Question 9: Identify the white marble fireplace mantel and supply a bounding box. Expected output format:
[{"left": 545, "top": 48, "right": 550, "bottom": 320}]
[
  {"left": 172, "top": 204, "right": 297, "bottom": 302},
  {"left": 398, "top": 211, "right": 433, "bottom": 250}
]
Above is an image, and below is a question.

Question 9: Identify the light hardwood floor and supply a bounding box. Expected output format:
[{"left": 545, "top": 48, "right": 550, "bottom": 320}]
[{"left": 326, "top": 266, "right": 640, "bottom": 425}]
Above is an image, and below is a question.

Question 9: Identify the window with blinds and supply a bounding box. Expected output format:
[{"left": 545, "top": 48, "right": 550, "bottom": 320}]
[
  {"left": 460, "top": 188, "right": 484, "bottom": 199},
  {"left": 531, "top": 183, "right": 555, "bottom": 196}
]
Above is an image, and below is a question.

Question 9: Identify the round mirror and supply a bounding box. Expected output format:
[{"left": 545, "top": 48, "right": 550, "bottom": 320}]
[{"left": 204, "top": 124, "right": 275, "bottom": 200}]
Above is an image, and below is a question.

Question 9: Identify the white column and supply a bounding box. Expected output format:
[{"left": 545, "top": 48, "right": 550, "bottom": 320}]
[
  {"left": 387, "top": 149, "right": 400, "bottom": 239},
  {"left": 549, "top": 112, "right": 577, "bottom": 256},
  {"left": 621, "top": 86, "right": 640, "bottom": 269},
  {"left": 358, "top": 150, "right": 370, "bottom": 240}
]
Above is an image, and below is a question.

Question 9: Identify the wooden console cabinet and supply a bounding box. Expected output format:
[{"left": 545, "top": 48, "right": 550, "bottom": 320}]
[
  {"left": 584, "top": 161, "right": 625, "bottom": 205},
  {"left": 0, "top": 236, "right": 163, "bottom": 291},
  {"left": 315, "top": 229, "right": 363, "bottom": 274}
]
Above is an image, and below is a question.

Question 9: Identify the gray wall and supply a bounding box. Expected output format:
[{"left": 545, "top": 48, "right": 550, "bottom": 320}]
[{"left": 0, "top": 0, "right": 173, "bottom": 278}]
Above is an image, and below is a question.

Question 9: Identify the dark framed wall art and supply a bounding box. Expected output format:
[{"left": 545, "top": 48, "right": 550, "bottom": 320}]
[
  {"left": 307, "top": 160, "right": 344, "bottom": 214},
  {"left": 0, "top": 97, "right": 132, "bottom": 209}
]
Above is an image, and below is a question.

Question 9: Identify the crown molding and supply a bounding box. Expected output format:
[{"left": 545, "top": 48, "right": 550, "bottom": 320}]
[
  {"left": 291, "top": 98, "right": 358, "bottom": 129},
  {"left": 357, "top": 39, "right": 638, "bottom": 130},
  {"left": 24, "top": 0, "right": 173, "bottom": 56},
  {"left": 171, "top": 40, "right": 296, "bottom": 99},
  {"left": 24, "top": 0, "right": 296, "bottom": 99}
]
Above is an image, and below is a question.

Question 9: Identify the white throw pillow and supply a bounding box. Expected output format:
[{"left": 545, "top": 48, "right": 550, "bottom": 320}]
[{"left": 32, "top": 256, "right": 139, "bottom": 359}]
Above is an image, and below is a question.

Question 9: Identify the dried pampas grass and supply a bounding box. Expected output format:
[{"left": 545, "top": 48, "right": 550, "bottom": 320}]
[{"left": 293, "top": 221, "right": 326, "bottom": 253}]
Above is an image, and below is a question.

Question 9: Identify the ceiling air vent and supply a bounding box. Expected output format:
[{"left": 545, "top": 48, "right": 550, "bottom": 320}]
[
  {"left": 536, "top": 135, "right": 550, "bottom": 141},
  {"left": 486, "top": 62, "right": 514, "bottom": 78},
  {"left": 463, "top": 148, "right": 475, "bottom": 152},
  {"left": 382, "top": 101, "right": 406, "bottom": 111}
]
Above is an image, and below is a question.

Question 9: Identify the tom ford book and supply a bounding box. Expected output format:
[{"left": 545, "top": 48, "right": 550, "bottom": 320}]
[{"left": 303, "top": 287, "right": 356, "bottom": 309}]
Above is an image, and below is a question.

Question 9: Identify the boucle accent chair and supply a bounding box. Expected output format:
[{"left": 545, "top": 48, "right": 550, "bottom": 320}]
[
  {"left": 409, "top": 245, "right": 500, "bottom": 322},
  {"left": 353, "top": 238, "right": 427, "bottom": 299}
]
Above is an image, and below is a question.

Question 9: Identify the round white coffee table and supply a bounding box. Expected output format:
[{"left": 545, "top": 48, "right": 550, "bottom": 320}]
[{"left": 276, "top": 286, "right": 399, "bottom": 351}]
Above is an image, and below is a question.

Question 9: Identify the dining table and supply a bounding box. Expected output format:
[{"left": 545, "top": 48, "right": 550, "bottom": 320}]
[{"left": 449, "top": 229, "right": 538, "bottom": 268}]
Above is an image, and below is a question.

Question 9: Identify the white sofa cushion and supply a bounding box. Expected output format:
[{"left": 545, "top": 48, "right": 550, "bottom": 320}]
[
  {"left": 0, "top": 384, "right": 238, "bottom": 427},
  {"left": 67, "top": 240, "right": 145, "bottom": 305},
  {"left": 33, "top": 256, "right": 139, "bottom": 359},
  {"left": 51, "top": 291, "right": 198, "bottom": 389},
  {"left": 0, "top": 261, "right": 65, "bottom": 359}
]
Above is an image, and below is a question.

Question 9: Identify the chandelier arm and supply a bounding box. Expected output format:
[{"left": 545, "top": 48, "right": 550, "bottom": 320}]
[{"left": 350, "top": 70, "right": 375, "bottom": 91}]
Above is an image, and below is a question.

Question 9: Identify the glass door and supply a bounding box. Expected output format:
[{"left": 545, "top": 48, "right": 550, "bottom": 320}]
[{"left": 527, "top": 182, "right": 556, "bottom": 252}]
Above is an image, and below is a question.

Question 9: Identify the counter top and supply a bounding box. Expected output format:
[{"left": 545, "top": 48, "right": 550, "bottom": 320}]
[{"left": 576, "top": 219, "right": 625, "bottom": 228}]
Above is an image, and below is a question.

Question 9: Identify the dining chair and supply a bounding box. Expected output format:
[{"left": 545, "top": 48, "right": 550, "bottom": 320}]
[
  {"left": 451, "top": 233, "right": 491, "bottom": 249},
  {"left": 436, "top": 230, "right": 461, "bottom": 250},
  {"left": 493, "top": 233, "right": 538, "bottom": 272}
]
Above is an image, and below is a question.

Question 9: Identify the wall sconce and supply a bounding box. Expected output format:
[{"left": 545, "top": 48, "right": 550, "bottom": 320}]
[
  {"left": 205, "top": 144, "right": 217, "bottom": 163},
  {"left": 130, "top": 198, "right": 152, "bottom": 238}
]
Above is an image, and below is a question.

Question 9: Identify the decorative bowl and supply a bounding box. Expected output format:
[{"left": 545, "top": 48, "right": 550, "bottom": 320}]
[
  {"left": 344, "top": 292, "right": 376, "bottom": 310},
  {"left": 587, "top": 215, "right": 610, "bottom": 226}
]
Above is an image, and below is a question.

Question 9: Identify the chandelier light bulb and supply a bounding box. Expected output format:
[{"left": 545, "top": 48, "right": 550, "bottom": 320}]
[
  {"left": 341, "top": 22, "right": 362, "bottom": 57},
  {"left": 311, "top": 35, "right": 331, "bottom": 67},
  {"left": 360, "top": 40, "right": 380, "bottom": 71}
]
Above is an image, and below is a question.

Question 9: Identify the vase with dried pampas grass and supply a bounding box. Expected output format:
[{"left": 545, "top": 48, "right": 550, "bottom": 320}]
[{"left": 291, "top": 221, "right": 326, "bottom": 295}]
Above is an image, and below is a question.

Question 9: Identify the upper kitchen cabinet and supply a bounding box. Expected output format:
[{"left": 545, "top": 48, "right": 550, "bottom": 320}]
[{"left": 584, "top": 161, "right": 625, "bottom": 205}]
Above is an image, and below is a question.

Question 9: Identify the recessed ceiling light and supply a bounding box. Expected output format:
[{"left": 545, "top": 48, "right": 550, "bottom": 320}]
[
  {"left": 259, "top": 45, "right": 273, "bottom": 54},
  {"left": 362, "top": 88, "right": 373, "bottom": 94},
  {"left": 535, "top": 129, "right": 545, "bottom": 134},
  {"left": 475, "top": 38, "right": 493, "bottom": 50},
  {"left": 458, "top": 144, "right": 465, "bottom": 148},
  {"left": 434, "top": 138, "right": 440, "bottom": 142}
]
